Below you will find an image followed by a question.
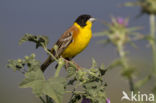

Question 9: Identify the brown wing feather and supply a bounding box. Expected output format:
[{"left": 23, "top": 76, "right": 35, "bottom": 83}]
[
  {"left": 55, "top": 31, "right": 73, "bottom": 56},
  {"left": 52, "top": 25, "right": 79, "bottom": 57},
  {"left": 41, "top": 25, "right": 79, "bottom": 72}
]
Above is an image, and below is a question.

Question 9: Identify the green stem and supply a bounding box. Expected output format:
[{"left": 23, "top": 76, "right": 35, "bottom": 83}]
[
  {"left": 150, "top": 14, "right": 156, "bottom": 75},
  {"left": 54, "top": 58, "right": 64, "bottom": 77},
  {"left": 118, "top": 43, "right": 134, "bottom": 91},
  {"left": 128, "top": 76, "right": 134, "bottom": 91},
  {"left": 42, "top": 44, "right": 58, "bottom": 62},
  {"left": 150, "top": 14, "right": 156, "bottom": 103},
  {"left": 118, "top": 44, "right": 128, "bottom": 68}
]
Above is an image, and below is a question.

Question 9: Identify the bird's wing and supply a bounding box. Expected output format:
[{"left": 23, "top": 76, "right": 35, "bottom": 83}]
[
  {"left": 52, "top": 25, "right": 79, "bottom": 57},
  {"left": 55, "top": 31, "right": 73, "bottom": 56},
  {"left": 41, "top": 31, "right": 73, "bottom": 72}
]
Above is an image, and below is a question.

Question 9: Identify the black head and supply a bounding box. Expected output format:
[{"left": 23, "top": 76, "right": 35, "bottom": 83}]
[{"left": 75, "top": 14, "right": 92, "bottom": 27}]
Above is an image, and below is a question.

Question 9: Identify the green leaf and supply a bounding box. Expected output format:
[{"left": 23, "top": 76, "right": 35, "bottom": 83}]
[
  {"left": 20, "top": 69, "right": 45, "bottom": 96},
  {"left": 24, "top": 53, "right": 41, "bottom": 72},
  {"left": 68, "top": 93, "right": 81, "bottom": 103},
  {"left": 85, "top": 83, "right": 106, "bottom": 103},
  {"left": 7, "top": 53, "right": 40, "bottom": 73},
  {"left": 43, "top": 77, "right": 66, "bottom": 103},
  {"left": 7, "top": 59, "right": 25, "bottom": 71},
  {"left": 99, "top": 64, "right": 107, "bottom": 76},
  {"left": 20, "top": 69, "right": 45, "bottom": 87},
  {"left": 66, "top": 67, "right": 76, "bottom": 78},
  {"left": 91, "top": 58, "right": 97, "bottom": 68},
  {"left": 20, "top": 69, "right": 66, "bottom": 103},
  {"left": 19, "top": 33, "right": 49, "bottom": 48},
  {"left": 84, "top": 81, "right": 100, "bottom": 89},
  {"left": 94, "top": 31, "right": 109, "bottom": 37}
]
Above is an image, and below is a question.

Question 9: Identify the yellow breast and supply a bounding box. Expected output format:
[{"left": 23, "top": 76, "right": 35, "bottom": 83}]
[{"left": 62, "top": 22, "right": 92, "bottom": 58}]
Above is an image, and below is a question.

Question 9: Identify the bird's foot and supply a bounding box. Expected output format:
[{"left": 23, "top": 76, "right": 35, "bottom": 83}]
[{"left": 63, "top": 59, "right": 81, "bottom": 70}]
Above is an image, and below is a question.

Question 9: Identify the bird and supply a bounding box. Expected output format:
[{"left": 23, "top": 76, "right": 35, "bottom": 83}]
[{"left": 41, "top": 14, "right": 96, "bottom": 72}]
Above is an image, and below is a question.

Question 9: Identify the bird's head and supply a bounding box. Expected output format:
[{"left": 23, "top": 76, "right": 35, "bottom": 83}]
[{"left": 74, "top": 14, "right": 96, "bottom": 28}]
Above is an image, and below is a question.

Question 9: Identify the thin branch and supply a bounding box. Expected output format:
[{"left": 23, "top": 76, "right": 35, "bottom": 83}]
[{"left": 150, "top": 14, "right": 156, "bottom": 75}]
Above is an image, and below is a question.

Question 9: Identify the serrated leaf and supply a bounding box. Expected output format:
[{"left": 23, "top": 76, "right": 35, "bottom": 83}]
[
  {"left": 19, "top": 33, "right": 49, "bottom": 48},
  {"left": 20, "top": 69, "right": 45, "bottom": 87},
  {"left": 20, "top": 69, "right": 45, "bottom": 96},
  {"left": 43, "top": 77, "right": 66, "bottom": 103},
  {"left": 20, "top": 69, "right": 66, "bottom": 103}
]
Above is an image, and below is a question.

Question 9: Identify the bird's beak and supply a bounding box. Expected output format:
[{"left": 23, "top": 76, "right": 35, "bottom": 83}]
[{"left": 88, "top": 17, "right": 96, "bottom": 23}]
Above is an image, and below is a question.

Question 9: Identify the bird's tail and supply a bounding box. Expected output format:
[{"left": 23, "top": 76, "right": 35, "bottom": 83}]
[{"left": 40, "top": 56, "right": 54, "bottom": 72}]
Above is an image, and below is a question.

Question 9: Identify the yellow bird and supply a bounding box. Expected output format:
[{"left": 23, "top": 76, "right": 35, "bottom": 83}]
[{"left": 41, "top": 14, "right": 96, "bottom": 72}]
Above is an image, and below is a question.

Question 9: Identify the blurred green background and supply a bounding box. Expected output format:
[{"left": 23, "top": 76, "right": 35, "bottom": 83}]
[{"left": 0, "top": 0, "right": 154, "bottom": 103}]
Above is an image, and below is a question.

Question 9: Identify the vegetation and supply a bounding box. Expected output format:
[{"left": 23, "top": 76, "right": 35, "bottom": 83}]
[{"left": 7, "top": 0, "right": 156, "bottom": 103}]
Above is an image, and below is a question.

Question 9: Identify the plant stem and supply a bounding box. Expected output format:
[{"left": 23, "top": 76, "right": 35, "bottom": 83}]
[
  {"left": 150, "top": 14, "right": 156, "bottom": 75},
  {"left": 118, "top": 43, "right": 134, "bottom": 91},
  {"left": 150, "top": 14, "right": 156, "bottom": 103},
  {"left": 54, "top": 58, "right": 64, "bottom": 77},
  {"left": 42, "top": 44, "right": 58, "bottom": 62},
  {"left": 118, "top": 43, "right": 128, "bottom": 69},
  {"left": 128, "top": 76, "right": 134, "bottom": 91}
]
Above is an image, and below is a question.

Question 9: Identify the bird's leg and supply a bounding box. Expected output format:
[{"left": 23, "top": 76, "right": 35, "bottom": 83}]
[
  {"left": 64, "top": 59, "right": 70, "bottom": 69},
  {"left": 63, "top": 59, "right": 81, "bottom": 70},
  {"left": 70, "top": 60, "right": 81, "bottom": 70}
]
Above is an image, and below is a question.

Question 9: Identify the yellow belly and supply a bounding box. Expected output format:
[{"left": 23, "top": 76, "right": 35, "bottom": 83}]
[{"left": 62, "top": 28, "right": 92, "bottom": 58}]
